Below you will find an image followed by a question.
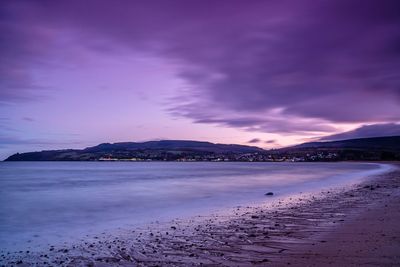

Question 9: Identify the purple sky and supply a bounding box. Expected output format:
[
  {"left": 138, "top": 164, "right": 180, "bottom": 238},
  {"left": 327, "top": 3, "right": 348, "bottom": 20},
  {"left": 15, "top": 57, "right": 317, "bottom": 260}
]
[{"left": 1, "top": 0, "right": 399, "bottom": 159}]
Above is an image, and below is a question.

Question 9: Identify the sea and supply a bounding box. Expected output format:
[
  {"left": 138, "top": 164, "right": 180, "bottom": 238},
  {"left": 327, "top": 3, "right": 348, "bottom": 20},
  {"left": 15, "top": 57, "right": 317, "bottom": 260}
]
[{"left": 0, "top": 161, "right": 392, "bottom": 252}]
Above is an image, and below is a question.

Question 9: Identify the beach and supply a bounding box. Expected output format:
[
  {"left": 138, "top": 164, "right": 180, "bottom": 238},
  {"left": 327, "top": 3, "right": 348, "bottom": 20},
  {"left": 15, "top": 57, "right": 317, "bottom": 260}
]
[
  {"left": 3, "top": 0, "right": 399, "bottom": 265},
  {"left": 1, "top": 163, "right": 399, "bottom": 266}
]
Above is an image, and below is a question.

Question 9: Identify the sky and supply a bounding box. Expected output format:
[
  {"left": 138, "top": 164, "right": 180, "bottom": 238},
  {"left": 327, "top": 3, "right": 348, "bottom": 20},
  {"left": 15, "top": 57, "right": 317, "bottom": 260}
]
[{"left": 0, "top": 0, "right": 399, "bottom": 159}]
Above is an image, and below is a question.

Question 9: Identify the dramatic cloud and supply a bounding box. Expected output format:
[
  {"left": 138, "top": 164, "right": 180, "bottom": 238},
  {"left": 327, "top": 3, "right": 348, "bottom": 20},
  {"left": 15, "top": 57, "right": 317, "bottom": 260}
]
[
  {"left": 1, "top": 0, "right": 400, "bottom": 134},
  {"left": 319, "top": 123, "right": 400, "bottom": 141}
]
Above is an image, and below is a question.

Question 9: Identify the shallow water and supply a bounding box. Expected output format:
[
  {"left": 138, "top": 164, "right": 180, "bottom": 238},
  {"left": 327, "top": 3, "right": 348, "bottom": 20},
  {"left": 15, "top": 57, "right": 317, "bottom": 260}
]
[{"left": 0, "top": 161, "right": 391, "bottom": 252}]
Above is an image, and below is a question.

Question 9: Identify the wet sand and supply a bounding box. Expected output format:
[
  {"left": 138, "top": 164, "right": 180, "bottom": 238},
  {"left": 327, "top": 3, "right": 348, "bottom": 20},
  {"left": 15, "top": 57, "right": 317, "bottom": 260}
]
[
  {"left": 1, "top": 164, "right": 400, "bottom": 266},
  {"left": 273, "top": 167, "right": 400, "bottom": 266},
  {"left": 277, "top": 195, "right": 400, "bottom": 266}
]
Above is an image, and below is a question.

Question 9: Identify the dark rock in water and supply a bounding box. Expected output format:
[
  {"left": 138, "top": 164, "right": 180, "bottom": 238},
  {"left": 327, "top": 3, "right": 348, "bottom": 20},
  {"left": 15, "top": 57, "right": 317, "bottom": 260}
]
[{"left": 265, "top": 192, "right": 274, "bottom": 196}]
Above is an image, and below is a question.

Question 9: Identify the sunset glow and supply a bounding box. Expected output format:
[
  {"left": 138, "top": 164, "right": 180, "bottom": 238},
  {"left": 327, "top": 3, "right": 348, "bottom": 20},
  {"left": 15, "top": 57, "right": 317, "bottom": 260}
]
[{"left": 1, "top": 0, "right": 399, "bottom": 159}]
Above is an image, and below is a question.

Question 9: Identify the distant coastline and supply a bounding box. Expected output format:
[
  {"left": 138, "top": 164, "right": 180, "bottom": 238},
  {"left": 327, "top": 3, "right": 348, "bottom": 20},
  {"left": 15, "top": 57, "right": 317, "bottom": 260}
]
[{"left": 5, "top": 136, "right": 400, "bottom": 162}]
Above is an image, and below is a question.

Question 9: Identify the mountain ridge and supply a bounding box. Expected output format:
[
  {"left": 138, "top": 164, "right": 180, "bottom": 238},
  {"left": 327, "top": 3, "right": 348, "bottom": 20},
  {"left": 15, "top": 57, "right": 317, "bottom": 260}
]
[
  {"left": 4, "top": 136, "right": 400, "bottom": 161},
  {"left": 5, "top": 140, "right": 265, "bottom": 161},
  {"left": 286, "top": 135, "right": 400, "bottom": 151}
]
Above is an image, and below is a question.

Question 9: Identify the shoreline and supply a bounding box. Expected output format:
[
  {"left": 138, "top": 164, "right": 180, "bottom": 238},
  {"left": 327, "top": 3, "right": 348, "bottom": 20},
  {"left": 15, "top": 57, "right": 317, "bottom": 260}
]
[{"left": 1, "top": 164, "right": 399, "bottom": 266}]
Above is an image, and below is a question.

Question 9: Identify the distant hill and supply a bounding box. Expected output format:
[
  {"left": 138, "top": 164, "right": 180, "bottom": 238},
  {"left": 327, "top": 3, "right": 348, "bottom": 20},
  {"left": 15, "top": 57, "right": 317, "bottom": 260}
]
[
  {"left": 83, "top": 140, "right": 264, "bottom": 153},
  {"left": 4, "top": 140, "right": 265, "bottom": 161},
  {"left": 287, "top": 136, "right": 400, "bottom": 151},
  {"left": 277, "top": 136, "right": 400, "bottom": 161}
]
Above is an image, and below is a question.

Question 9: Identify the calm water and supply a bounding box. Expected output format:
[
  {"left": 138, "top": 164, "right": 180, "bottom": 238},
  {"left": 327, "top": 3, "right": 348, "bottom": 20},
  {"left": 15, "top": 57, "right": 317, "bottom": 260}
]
[{"left": 0, "top": 162, "right": 391, "bottom": 252}]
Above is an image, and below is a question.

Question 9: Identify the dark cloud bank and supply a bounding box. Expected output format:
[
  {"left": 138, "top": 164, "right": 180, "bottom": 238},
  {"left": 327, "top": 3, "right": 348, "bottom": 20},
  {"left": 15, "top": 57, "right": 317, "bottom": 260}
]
[{"left": 1, "top": 0, "right": 400, "bottom": 136}]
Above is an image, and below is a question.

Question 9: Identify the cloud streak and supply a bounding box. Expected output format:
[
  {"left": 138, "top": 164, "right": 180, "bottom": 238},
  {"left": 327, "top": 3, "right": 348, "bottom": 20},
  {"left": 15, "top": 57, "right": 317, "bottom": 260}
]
[
  {"left": 247, "top": 138, "right": 261, "bottom": 144},
  {"left": 0, "top": 135, "right": 83, "bottom": 148}
]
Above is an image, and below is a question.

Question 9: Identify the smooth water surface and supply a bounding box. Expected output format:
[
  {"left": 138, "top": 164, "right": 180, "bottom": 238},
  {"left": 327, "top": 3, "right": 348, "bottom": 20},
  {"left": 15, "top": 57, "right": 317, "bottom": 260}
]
[{"left": 0, "top": 162, "right": 390, "bottom": 251}]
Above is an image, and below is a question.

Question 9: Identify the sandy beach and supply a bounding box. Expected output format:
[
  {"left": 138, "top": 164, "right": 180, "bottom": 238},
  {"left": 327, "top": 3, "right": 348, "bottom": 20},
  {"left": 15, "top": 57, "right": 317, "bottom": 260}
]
[{"left": 1, "top": 164, "right": 399, "bottom": 267}]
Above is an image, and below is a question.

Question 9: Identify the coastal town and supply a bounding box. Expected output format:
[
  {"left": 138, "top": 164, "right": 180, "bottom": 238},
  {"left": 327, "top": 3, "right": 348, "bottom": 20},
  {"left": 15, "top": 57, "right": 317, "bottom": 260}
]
[{"left": 97, "top": 151, "right": 340, "bottom": 162}]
